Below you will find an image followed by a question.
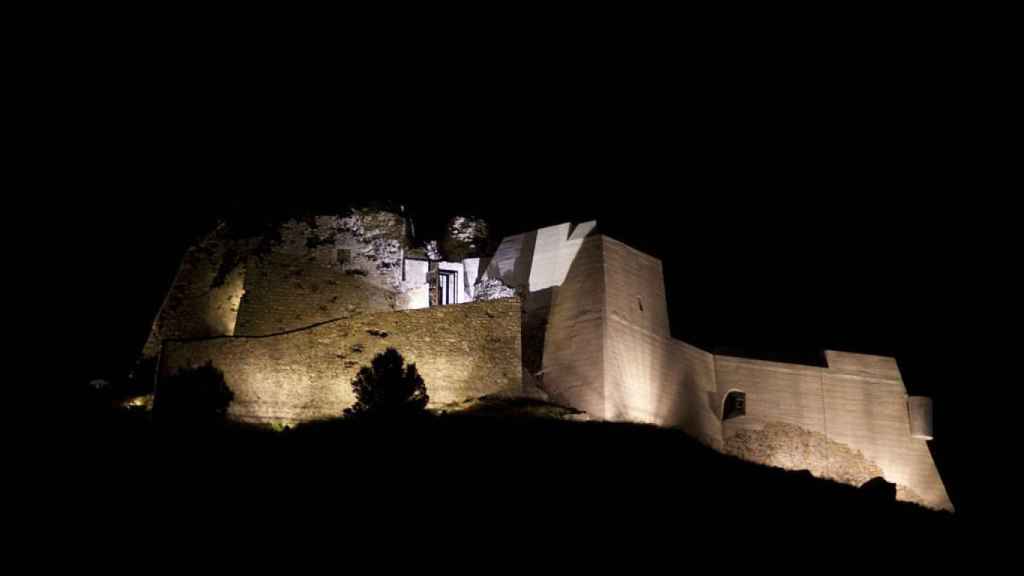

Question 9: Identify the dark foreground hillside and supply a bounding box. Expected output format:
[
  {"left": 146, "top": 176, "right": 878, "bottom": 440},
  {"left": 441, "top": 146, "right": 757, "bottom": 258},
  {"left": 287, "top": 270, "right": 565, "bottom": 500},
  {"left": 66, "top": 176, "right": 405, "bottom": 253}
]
[{"left": 35, "top": 397, "right": 963, "bottom": 567}]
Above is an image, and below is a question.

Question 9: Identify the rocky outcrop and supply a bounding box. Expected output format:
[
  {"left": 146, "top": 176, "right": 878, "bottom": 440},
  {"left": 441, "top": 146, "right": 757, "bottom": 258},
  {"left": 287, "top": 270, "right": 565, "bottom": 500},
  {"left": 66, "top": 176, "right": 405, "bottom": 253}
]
[
  {"left": 144, "top": 209, "right": 410, "bottom": 355},
  {"left": 270, "top": 211, "right": 408, "bottom": 292},
  {"left": 723, "top": 422, "right": 929, "bottom": 506},
  {"left": 473, "top": 276, "right": 518, "bottom": 301},
  {"left": 725, "top": 422, "right": 885, "bottom": 487},
  {"left": 441, "top": 216, "right": 489, "bottom": 260}
]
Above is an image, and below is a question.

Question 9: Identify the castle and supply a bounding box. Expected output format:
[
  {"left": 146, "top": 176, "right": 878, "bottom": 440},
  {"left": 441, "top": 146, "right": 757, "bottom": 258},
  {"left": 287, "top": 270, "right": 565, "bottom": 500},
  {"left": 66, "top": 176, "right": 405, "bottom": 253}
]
[{"left": 144, "top": 208, "right": 953, "bottom": 512}]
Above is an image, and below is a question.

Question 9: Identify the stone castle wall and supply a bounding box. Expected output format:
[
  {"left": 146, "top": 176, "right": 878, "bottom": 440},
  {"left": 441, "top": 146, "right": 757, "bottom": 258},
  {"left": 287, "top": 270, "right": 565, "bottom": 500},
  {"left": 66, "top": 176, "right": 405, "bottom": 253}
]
[
  {"left": 144, "top": 210, "right": 409, "bottom": 356},
  {"left": 531, "top": 230, "right": 951, "bottom": 511},
  {"left": 142, "top": 226, "right": 250, "bottom": 358},
  {"left": 233, "top": 212, "right": 408, "bottom": 335},
  {"left": 537, "top": 234, "right": 721, "bottom": 449},
  {"left": 715, "top": 352, "right": 953, "bottom": 511},
  {"left": 160, "top": 298, "right": 522, "bottom": 426},
  {"left": 145, "top": 215, "right": 953, "bottom": 512},
  {"left": 541, "top": 235, "right": 607, "bottom": 418},
  {"left": 602, "top": 236, "right": 674, "bottom": 423},
  {"left": 233, "top": 253, "right": 396, "bottom": 336}
]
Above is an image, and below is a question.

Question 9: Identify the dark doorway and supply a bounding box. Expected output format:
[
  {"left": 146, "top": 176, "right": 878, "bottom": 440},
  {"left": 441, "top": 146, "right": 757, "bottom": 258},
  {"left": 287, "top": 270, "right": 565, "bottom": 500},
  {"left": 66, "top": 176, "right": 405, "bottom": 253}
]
[
  {"left": 723, "top": 390, "right": 747, "bottom": 421},
  {"left": 439, "top": 270, "right": 459, "bottom": 306}
]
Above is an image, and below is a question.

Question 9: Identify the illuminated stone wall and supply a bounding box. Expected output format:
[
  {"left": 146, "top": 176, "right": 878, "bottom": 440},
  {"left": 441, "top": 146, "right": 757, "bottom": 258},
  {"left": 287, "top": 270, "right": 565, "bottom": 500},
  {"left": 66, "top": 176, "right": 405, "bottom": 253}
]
[
  {"left": 146, "top": 216, "right": 953, "bottom": 512},
  {"left": 716, "top": 356, "right": 826, "bottom": 435},
  {"left": 716, "top": 352, "right": 953, "bottom": 511},
  {"left": 146, "top": 210, "right": 411, "bottom": 355},
  {"left": 142, "top": 225, "right": 250, "bottom": 359},
  {"left": 530, "top": 228, "right": 950, "bottom": 510},
  {"left": 160, "top": 298, "right": 522, "bottom": 426},
  {"left": 653, "top": 339, "right": 721, "bottom": 448},
  {"left": 233, "top": 253, "right": 396, "bottom": 336},
  {"left": 233, "top": 212, "right": 409, "bottom": 335},
  {"left": 541, "top": 235, "right": 721, "bottom": 447},
  {"left": 602, "top": 237, "right": 673, "bottom": 423},
  {"left": 481, "top": 221, "right": 598, "bottom": 294},
  {"left": 541, "top": 235, "right": 607, "bottom": 417}
]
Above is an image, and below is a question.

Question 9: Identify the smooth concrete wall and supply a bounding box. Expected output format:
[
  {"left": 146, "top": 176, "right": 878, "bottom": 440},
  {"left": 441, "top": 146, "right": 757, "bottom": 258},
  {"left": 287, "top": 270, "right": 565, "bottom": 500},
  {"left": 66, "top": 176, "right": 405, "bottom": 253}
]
[
  {"left": 602, "top": 237, "right": 670, "bottom": 338},
  {"left": 661, "top": 339, "right": 722, "bottom": 448},
  {"left": 542, "top": 235, "right": 722, "bottom": 447},
  {"left": 487, "top": 223, "right": 953, "bottom": 511},
  {"left": 714, "top": 352, "right": 953, "bottom": 511},
  {"left": 528, "top": 222, "right": 596, "bottom": 292},
  {"left": 824, "top": 350, "right": 902, "bottom": 380},
  {"left": 485, "top": 231, "right": 533, "bottom": 289},
  {"left": 600, "top": 237, "right": 720, "bottom": 445},
  {"left": 484, "top": 221, "right": 598, "bottom": 294},
  {"left": 716, "top": 355, "right": 827, "bottom": 436},
  {"left": 161, "top": 299, "right": 522, "bottom": 427},
  {"left": 822, "top": 369, "right": 951, "bottom": 511},
  {"left": 400, "top": 258, "right": 431, "bottom": 310},
  {"left": 601, "top": 236, "right": 673, "bottom": 423},
  {"left": 603, "top": 320, "right": 721, "bottom": 446},
  {"left": 541, "top": 235, "right": 607, "bottom": 418}
]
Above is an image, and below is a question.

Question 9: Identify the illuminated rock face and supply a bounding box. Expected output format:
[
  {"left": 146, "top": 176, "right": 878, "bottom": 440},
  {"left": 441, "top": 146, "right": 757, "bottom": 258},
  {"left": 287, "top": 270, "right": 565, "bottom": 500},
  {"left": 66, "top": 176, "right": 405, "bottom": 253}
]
[
  {"left": 144, "top": 210, "right": 411, "bottom": 358},
  {"left": 233, "top": 212, "right": 409, "bottom": 335}
]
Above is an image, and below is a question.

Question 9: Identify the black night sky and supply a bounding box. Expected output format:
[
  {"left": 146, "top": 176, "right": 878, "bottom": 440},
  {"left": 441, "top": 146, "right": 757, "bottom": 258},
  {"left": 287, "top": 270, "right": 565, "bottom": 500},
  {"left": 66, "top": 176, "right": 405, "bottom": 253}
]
[{"left": 44, "top": 18, "right": 981, "bottom": 523}]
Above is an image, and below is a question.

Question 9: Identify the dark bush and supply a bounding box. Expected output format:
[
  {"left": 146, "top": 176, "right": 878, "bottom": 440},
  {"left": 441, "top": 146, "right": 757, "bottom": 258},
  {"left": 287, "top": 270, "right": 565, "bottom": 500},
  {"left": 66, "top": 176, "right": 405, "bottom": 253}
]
[
  {"left": 153, "top": 363, "right": 234, "bottom": 426},
  {"left": 344, "top": 348, "right": 429, "bottom": 419}
]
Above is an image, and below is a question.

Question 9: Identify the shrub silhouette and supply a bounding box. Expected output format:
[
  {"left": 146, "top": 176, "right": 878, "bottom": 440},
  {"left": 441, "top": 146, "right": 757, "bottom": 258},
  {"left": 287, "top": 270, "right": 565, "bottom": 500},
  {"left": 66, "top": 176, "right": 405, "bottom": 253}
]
[
  {"left": 344, "top": 348, "right": 429, "bottom": 418},
  {"left": 153, "top": 362, "right": 234, "bottom": 426}
]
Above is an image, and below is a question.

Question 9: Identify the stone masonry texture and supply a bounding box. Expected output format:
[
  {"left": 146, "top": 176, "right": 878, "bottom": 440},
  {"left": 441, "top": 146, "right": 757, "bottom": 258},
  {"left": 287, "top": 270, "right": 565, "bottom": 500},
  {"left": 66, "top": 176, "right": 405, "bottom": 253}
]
[{"left": 160, "top": 298, "right": 522, "bottom": 426}]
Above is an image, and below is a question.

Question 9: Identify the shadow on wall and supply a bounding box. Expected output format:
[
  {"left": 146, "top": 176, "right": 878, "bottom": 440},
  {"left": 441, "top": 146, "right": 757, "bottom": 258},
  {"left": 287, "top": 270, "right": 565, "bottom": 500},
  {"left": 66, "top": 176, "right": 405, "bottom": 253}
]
[
  {"left": 522, "top": 288, "right": 555, "bottom": 379},
  {"left": 508, "top": 230, "right": 537, "bottom": 288}
]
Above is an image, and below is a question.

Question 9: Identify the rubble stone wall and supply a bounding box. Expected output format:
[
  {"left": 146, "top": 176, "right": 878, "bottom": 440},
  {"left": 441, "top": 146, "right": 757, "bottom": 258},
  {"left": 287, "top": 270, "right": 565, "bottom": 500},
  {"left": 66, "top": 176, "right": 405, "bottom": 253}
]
[
  {"left": 160, "top": 298, "right": 522, "bottom": 426},
  {"left": 142, "top": 226, "right": 250, "bottom": 358}
]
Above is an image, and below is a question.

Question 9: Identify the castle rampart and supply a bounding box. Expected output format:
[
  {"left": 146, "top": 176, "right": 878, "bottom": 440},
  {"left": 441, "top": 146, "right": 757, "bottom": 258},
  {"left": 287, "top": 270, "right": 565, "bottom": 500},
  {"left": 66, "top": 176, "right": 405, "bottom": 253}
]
[{"left": 147, "top": 213, "right": 953, "bottom": 512}]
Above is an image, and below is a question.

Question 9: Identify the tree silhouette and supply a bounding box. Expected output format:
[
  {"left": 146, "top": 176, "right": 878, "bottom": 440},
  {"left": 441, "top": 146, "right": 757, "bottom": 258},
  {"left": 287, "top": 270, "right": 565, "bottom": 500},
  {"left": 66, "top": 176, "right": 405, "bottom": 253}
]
[
  {"left": 153, "top": 362, "right": 234, "bottom": 426},
  {"left": 344, "top": 348, "right": 429, "bottom": 418}
]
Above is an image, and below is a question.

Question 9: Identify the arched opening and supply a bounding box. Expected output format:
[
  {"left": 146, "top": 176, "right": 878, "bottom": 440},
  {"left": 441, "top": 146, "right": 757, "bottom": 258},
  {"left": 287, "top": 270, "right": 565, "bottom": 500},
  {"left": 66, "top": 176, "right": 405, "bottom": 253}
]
[{"left": 722, "top": 390, "right": 747, "bottom": 421}]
